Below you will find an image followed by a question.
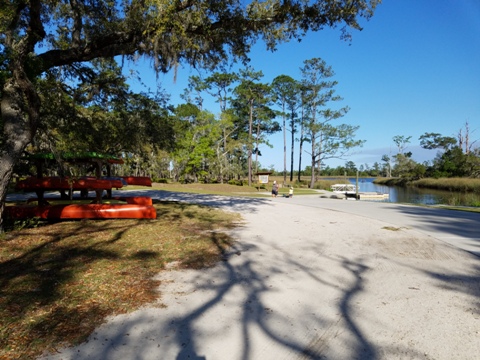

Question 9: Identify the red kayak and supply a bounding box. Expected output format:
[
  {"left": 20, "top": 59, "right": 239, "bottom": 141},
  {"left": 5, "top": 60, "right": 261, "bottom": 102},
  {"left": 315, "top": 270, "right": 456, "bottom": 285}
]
[
  {"left": 27, "top": 196, "right": 154, "bottom": 206},
  {"left": 15, "top": 177, "right": 124, "bottom": 191}
]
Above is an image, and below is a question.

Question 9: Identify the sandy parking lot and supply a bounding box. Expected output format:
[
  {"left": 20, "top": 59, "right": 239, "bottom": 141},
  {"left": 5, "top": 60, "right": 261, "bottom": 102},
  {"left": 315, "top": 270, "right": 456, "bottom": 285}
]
[{"left": 40, "top": 193, "right": 480, "bottom": 360}]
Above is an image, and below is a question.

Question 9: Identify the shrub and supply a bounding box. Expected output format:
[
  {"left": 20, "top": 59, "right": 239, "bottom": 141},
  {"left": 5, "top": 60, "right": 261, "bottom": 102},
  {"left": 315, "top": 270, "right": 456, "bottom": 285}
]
[
  {"left": 227, "top": 179, "right": 243, "bottom": 186},
  {"left": 294, "top": 180, "right": 309, "bottom": 188},
  {"left": 312, "top": 179, "right": 342, "bottom": 191}
]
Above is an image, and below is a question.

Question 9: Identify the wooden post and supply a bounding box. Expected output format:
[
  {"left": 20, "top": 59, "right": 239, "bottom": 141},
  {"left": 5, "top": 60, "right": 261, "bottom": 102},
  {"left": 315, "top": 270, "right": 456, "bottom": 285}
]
[{"left": 356, "top": 171, "right": 359, "bottom": 200}]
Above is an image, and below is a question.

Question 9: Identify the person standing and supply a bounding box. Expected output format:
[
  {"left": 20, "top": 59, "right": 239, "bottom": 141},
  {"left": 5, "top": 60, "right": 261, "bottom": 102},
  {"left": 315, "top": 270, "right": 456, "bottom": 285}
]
[{"left": 272, "top": 181, "right": 279, "bottom": 197}]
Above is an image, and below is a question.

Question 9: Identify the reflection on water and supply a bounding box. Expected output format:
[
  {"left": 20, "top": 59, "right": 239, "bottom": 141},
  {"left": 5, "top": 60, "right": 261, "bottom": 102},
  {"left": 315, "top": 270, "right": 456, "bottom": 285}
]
[{"left": 346, "top": 178, "right": 480, "bottom": 206}]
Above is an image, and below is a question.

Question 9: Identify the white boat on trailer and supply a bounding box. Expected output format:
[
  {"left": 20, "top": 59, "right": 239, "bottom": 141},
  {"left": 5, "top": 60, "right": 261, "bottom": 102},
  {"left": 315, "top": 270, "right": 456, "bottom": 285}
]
[
  {"left": 331, "top": 184, "right": 356, "bottom": 193},
  {"left": 331, "top": 184, "right": 358, "bottom": 199}
]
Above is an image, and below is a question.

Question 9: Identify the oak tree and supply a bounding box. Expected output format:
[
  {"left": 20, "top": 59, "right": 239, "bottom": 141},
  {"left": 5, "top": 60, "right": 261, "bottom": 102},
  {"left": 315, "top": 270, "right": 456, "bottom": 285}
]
[{"left": 1, "top": 0, "right": 379, "bottom": 227}]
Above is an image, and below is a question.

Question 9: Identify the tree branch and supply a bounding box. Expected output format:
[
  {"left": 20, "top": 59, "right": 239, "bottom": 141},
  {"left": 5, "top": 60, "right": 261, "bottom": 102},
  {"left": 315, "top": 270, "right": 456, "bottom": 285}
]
[
  {"left": 36, "top": 30, "right": 144, "bottom": 73},
  {"left": 26, "top": 0, "right": 46, "bottom": 51}
]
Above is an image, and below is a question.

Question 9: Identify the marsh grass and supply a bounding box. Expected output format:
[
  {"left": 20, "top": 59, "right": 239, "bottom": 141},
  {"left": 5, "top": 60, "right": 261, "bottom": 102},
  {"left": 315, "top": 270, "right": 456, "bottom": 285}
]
[
  {"left": 0, "top": 201, "right": 240, "bottom": 359},
  {"left": 412, "top": 177, "right": 480, "bottom": 193},
  {"left": 374, "top": 177, "right": 480, "bottom": 193}
]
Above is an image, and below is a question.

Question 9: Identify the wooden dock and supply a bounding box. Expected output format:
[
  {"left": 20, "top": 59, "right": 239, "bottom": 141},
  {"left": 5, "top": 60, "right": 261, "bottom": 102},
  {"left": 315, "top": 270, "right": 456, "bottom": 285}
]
[
  {"left": 358, "top": 192, "right": 389, "bottom": 200},
  {"left": 322, "top": 190, "right": 389, "bottom": 201}
]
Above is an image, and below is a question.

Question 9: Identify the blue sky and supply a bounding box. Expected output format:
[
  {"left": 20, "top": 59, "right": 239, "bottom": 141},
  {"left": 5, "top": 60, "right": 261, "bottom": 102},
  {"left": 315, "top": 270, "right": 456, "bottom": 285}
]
[{"left": 127, "top": 0, "right": 480, "bottom": 171}]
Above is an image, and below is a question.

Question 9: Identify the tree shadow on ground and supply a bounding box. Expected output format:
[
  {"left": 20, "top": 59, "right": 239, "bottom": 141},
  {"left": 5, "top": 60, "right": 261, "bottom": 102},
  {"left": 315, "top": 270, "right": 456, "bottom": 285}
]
[
  {"left": 417, "top": 261, "right": 480, "bottom": 316},
  {"left": 76, "top": 245, "right": 432, "bottom": 359},
  {"left": 0, "top": 220, "right": 137, "bottom": 354},
  {"left": 384, "top": 205, "right": 480, "bottom": 256}
]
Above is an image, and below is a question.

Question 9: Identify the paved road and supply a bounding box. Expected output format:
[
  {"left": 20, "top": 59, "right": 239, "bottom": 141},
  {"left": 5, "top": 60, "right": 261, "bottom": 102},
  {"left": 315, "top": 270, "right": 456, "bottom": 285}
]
[
  {"left": 286, "top": 195, "right": 480, "bottom": 257},
  {"left": 120, "top": 189, "right": 480, "bottom": 257}
]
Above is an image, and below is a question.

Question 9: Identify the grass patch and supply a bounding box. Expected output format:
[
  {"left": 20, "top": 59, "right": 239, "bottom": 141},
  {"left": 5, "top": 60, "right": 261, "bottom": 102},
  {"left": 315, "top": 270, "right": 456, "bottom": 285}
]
[
  {"left": 150, "top": 182, "right": 260, "bottom": 195},
  {"left": 0, "top": 202, "right": 241, "bottom": 359},
  {"left": 382, "top": 226, "right": 404, "bottom": 231},
  {"left": 148, "top": 182, "right": 322, "bottom": 197}
]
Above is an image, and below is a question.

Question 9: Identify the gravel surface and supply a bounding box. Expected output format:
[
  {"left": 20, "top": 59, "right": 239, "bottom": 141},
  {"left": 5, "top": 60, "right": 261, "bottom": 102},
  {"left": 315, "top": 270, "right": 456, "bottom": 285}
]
[{"left": 36, "top": 191, "right": 480, "bottom": 360}]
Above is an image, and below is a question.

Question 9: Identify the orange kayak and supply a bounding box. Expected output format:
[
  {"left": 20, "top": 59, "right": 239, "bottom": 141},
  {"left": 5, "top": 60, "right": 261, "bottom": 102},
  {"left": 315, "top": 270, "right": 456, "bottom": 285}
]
[
  {"left": 121, "top": 177, "right": 152, "bottom": 186},
  {"left": 5, "top": 204, "right": 157, "bottom": 219},
  {"left": 111, "top": 196, "right": 153, "bottom": 205}
]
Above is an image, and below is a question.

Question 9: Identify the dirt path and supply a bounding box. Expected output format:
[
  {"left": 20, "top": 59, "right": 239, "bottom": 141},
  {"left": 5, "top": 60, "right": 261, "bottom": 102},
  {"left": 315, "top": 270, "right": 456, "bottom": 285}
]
[{"left": 40, "top": 194, "right": 480, "bottom": 360}]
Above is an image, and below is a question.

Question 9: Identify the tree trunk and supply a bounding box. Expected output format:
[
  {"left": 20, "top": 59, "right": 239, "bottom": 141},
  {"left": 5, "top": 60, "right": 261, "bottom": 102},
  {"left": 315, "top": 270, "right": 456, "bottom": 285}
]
[
  {"left": 283, "top": 104, "right": 287, "bottom": 185},
  {"left": 298, "top": 107, "right": 305, "bottom": 182},
  {"left": 298, "top": 138, "right": 303, "bottom": 182},
  {"left": 255, "top": 121, "right": 260, "bottom": 175},
  {"left": 0, "top": 154, "right": 17, "bottom": 231},
  {"left": 247, "top": 100, "right": 253, "bottom": 187},
  {"left": 1, "top": 77, "right": 39, "bottom": 230},
  {"left": 289, "top": 110, "right": 295, "bottom": 182},
  {"left": 310, "top": 133, "right": 316, "bottom": 189}
]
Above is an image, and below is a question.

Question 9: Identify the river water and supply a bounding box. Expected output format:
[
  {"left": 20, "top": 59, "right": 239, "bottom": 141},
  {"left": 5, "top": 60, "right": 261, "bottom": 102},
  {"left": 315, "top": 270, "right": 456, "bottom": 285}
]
[{"left": 347, "top": 178, "right": 479, "bottom": 206}]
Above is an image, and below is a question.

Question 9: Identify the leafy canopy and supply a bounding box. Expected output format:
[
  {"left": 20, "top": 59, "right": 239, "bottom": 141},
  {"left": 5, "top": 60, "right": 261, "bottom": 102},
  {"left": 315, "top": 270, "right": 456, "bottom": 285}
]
[{"left": 1, "top": 0, "right": 380, "bottom": 79}]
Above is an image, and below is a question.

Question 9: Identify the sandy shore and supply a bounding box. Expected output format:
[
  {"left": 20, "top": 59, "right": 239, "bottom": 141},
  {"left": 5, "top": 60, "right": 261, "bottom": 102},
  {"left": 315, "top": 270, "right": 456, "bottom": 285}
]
[{"left": 39, "top": 193, "right": 480, "bottom": 360}]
